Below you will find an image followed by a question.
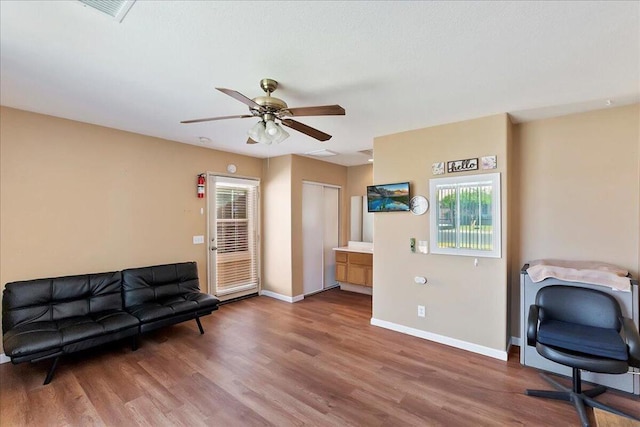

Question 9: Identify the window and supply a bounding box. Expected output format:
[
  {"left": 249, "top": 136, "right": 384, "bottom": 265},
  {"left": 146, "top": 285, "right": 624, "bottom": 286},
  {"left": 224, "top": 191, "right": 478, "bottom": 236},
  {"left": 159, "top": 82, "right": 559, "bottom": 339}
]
[
  {"left": 429, "top": 173, "right": 501, "bottom": 258},
  {"left": 214, "top": 178, "right": 259, "bottom": 295}
]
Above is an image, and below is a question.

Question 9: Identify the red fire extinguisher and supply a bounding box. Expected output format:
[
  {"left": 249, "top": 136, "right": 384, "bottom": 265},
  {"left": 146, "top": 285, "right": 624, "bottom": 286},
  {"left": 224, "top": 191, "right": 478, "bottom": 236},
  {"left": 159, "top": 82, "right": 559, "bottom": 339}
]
[{"left": 197, "top": 174, "right": 205, "bottom": 198}]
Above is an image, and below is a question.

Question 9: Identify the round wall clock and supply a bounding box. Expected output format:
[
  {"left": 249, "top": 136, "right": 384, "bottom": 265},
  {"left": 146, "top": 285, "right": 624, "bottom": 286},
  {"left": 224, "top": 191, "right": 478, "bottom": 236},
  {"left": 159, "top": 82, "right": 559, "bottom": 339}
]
[
  {"left": 226, "top": 164, "right": 237, "bottom": 174},
  {"left": 410, "top": 196, "right": 429, "bottom": 215}
]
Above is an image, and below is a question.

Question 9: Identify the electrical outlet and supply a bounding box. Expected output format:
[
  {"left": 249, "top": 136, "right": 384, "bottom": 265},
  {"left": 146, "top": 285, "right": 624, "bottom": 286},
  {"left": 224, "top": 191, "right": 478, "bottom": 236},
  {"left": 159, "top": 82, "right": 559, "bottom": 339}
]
[{"left": 417, "top": 305, "right": 426, "bottom": 318}]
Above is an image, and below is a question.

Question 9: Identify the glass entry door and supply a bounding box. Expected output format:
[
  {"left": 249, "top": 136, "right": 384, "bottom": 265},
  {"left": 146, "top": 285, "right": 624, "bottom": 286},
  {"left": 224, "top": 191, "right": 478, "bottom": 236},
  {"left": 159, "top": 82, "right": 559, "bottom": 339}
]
[{"left": 208, "top": 175, "right": 260, "bottom": 299}]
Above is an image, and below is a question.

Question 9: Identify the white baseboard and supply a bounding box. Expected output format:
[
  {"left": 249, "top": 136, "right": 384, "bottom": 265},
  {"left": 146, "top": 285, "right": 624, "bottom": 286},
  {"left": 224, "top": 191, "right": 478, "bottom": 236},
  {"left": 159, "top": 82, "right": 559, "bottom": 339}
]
[
  {"left": 259, "top": 290, "right": 304, "bottom": 303},
  {"left": 510, "top": 336, "right": 522, "bottom": 347},
  {"left": 0, "top": 353, "right": 10, "bottom": 364},
  {"left": 370, "top": 318, "right": 509, "bottom": 361}
]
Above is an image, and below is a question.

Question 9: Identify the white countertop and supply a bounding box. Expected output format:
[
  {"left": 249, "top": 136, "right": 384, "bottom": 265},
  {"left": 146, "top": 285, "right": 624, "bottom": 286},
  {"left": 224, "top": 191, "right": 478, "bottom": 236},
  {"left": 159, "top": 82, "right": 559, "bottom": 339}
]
[{"left": 333, "top": 246, "right": 374, "bottom": 254}]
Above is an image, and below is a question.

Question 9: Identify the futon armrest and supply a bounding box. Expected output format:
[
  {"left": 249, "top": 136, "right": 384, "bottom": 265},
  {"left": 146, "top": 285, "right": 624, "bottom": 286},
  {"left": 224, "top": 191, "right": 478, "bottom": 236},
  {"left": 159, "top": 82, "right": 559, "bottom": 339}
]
[
  {"left": 527, "top": 305, "right": 540, "bottom": 347},
  {"left": 620, "top": 317, "right": 640, "bottom": 367}
]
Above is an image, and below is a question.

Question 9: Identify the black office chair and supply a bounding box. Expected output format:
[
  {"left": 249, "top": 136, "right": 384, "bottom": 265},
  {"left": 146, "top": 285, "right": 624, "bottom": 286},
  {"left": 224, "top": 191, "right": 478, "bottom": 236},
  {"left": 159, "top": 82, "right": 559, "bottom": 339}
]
[{"left": 526, "top": 285, "right": 640, "bottom": 427}]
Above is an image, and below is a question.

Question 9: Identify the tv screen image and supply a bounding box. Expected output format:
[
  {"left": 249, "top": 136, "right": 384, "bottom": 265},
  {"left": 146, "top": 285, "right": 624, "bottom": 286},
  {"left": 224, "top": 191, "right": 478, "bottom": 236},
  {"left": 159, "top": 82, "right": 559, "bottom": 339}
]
[{"left": 367, "top": 182, "right": 410, "bottom": 212}]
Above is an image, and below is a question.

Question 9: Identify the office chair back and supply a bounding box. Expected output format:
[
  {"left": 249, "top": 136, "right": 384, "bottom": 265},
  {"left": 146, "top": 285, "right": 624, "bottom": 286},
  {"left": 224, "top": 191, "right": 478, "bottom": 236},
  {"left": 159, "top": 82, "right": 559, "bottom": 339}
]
[{"left": 536, "top": 285, "right": 622, "bottom": 330}]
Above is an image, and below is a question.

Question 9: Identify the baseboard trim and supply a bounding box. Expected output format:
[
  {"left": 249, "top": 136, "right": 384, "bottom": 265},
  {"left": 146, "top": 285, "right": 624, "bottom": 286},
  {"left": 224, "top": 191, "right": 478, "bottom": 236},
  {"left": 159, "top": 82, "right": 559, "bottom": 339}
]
[
  {"left": 370, "top": 318, "right": 508, "bottom": 361},
  {"left": 259, "top": 290, "right": 304, "bottom": 303},
  {"left": 0, "top": 353, "right": 11, "bottom": 364},
  {"left": 510, "top": 336, "right": 521, "bottom": 347}
]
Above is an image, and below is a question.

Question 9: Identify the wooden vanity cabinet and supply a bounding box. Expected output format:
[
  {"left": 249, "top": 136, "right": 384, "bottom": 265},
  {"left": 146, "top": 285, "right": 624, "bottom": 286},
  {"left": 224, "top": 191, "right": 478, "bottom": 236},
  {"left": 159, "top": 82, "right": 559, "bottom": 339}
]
[
  {"left": 335, "top": 251, "right": 348, "bottom": 282},
  {"left": 335, "top": 251, "right": 373, "bottom": 287}
]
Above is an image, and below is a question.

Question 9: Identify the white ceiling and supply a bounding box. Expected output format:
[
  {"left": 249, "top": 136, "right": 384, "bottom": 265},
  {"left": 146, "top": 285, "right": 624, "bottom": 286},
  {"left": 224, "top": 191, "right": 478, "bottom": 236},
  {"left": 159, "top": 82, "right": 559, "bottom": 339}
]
[{"left": 1, "top": 1, "right": 638, "bottom": 166}]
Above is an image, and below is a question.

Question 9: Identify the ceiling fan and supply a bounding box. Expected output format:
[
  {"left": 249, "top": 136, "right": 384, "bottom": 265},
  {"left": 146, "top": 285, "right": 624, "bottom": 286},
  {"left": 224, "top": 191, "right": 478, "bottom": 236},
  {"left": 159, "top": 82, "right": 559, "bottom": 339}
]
[{"left": 181, "top": 78, "right": 345, "bottom": 145}]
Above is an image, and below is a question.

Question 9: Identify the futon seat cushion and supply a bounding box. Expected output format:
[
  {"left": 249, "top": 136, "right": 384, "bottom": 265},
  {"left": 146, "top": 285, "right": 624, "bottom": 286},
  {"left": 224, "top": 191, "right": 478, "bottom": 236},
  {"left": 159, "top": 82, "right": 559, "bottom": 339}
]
[
  {"left": 538, "top": 319, "right": 628, "bottom": 361},
  {"left": 2, "top": 322, "right": 61, "bottom": 358},
  {"left": 3, "top": 310, "right": 139, "bottom": 358},
  {"left": 122, "top": 262, "right": 219, "bottom": 324},
  {"left": 126, "top": 293, "right": 219, "bottom": 323}
]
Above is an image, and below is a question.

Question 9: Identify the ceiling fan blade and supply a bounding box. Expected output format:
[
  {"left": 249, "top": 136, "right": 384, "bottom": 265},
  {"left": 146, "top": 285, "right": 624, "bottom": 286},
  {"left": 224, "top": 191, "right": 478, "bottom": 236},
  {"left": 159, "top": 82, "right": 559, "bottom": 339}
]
[
  {"left": 247, "top": 137, "right": 259, "bottom": 144},
  {"left": 216, "top": 88, "right": 264, "bottom": 110},
  {"left": 282, "top": 105, "right": 345, "bottom": 117},
  {"left": 181, "top": 114, "right": 253, "bottom": 124},
  {"left": 280, "top": 119, "right": 332, "bottom": 141}
]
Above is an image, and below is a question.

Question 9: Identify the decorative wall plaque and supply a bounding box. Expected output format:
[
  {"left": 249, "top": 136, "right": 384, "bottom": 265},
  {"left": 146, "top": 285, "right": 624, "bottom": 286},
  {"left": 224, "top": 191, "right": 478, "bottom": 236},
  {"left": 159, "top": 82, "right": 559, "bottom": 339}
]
[
  {"left": 432, "top": 162, "right": 445, "bottom": 175},
  {"left": 481, "top": 155, "right": 497, "bottom": 170},
  {"left": 447, "top": 158, "right": 478, "bottom": 173}
]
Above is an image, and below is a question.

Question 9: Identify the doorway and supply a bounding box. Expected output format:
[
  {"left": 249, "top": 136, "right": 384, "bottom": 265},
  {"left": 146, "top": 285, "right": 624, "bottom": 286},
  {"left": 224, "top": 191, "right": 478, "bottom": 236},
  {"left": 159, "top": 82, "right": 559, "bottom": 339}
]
[
  {"left": 302, "top": 181, "right": 340, "bottom": 295},
  {"left": 207, "top": 174, "right": 260, "bottom": 301}
]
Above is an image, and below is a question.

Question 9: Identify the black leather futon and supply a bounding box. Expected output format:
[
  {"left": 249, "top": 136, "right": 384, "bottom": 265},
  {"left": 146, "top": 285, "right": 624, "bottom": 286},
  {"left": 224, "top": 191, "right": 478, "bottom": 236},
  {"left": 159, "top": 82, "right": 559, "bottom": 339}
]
[{"left": 2, "top": 261, "right": 219, "bottom": 384}]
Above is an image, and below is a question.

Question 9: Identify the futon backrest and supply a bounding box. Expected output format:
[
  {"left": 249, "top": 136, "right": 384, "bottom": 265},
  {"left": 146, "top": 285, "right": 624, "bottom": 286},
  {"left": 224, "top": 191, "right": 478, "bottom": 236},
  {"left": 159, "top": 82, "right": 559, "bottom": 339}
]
[
  {"left": 536, "top": 285, "right": 622, "bottom": 330},
  {"left": 121, "top": 262, "right": 200, "bottom": 308},
  {"left": 2, "top": 271, "right": 123, "bottom": 333}
]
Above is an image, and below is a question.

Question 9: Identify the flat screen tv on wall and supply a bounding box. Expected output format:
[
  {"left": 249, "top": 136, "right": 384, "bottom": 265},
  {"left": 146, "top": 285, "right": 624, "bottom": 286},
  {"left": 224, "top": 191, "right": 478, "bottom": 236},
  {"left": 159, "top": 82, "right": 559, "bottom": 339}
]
[{"left": 367, "top": 182, "right": 410, "bottom": 212}]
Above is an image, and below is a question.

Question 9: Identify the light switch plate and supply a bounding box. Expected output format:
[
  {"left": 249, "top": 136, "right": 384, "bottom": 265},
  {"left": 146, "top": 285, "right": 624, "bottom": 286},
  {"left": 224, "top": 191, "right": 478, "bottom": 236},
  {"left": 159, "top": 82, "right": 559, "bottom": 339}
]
[{"left": 193, "top": 235, "right": 205, "bottom": 244}]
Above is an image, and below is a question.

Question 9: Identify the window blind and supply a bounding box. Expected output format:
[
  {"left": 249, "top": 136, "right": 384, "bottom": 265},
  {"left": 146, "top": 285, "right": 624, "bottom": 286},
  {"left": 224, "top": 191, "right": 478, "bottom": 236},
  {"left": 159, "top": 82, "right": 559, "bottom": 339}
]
[{"left": 215, "top": 182, "right": 258, "bottom": 294}]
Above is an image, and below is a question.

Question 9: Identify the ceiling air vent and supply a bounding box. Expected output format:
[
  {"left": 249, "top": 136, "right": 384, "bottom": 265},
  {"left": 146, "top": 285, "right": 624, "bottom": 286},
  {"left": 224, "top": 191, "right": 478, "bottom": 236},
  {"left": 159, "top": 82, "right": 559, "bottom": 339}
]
[{"left": 78, "top": 0, "right": 136, "bottom": 22}]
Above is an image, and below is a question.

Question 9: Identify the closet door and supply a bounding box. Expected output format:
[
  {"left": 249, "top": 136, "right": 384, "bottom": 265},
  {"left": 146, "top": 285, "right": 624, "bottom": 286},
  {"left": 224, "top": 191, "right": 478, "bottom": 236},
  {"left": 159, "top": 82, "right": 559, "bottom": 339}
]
[
  {"left": 302, "top": 183, "right": 324, "bottom": 295},
  {"left": 302, "top": 182, "right": 340, "bottom": 296}
]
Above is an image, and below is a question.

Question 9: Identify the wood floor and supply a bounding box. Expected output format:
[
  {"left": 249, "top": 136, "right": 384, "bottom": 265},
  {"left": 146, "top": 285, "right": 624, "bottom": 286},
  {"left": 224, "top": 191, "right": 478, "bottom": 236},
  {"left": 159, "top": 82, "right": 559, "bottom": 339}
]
[{"left": 1, "top": 288, "right": 638, "bottom": 426}]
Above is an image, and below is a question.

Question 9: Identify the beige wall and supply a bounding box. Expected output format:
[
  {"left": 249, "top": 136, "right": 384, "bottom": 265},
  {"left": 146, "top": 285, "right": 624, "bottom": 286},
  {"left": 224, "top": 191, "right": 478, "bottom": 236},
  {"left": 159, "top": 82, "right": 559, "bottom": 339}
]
[
  {"left": 261, "top": 154, "right": 348, "bottom": 298},
  {"left": 261, "top": 155, "right": 293, "bottom": 296},
  {"left": 0, "top": 107, "right": 263, "bottom": 349},
  {"left": 510, "top": 104, "right": 640, "bottom": 336},
  {"left": 346, "top": 164, "right": 373, "bottom": 198},
  {"left": 373, "top": 114, "right": 510, "bottom": 352},
  {"left": 291, "top": 155, "right": 348, "bottom": 296}
]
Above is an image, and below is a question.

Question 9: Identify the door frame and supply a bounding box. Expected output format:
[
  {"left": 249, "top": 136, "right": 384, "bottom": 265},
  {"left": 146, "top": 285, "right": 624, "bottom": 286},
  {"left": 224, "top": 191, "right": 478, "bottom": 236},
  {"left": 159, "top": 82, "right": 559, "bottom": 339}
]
[{"left": 206, "top": 172, "right": 261, "bottom": 300}]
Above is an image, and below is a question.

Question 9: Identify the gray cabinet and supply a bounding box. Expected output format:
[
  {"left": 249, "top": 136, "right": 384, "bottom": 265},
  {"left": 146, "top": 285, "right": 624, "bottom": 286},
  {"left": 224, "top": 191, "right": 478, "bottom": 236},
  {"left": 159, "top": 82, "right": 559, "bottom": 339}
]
[{"left": 520, "top": 265, "right": 639, "bottom": 395}]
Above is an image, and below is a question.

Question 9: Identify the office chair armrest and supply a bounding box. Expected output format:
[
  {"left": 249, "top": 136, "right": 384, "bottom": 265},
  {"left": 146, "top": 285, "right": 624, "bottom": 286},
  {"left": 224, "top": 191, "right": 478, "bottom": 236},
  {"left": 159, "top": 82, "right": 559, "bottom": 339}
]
[
  {"left": 527, "top": 305, "right": 540, "bottom": 347},
  {"left": 620, "top": 317, "right": 640, "bottom": 367}
]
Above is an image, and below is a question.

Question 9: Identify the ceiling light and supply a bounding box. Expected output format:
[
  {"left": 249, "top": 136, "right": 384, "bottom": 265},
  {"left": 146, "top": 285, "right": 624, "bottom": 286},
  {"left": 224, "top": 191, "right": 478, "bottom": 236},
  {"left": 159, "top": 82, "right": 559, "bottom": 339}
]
[
  {"left": 265, "top": 120, "right": 279, "bottom": 136},
  {"left": 247, "top": 119, "right": 289, "bottom": 145},
  {"left": 305, "top": 149, "right": 338, "bottom": 157},
  {"left": 272, "top": 126, "right": 289, "bottom": 144},
  {"left": 248, "top": 121, "right": 268, "bottom": 143}
]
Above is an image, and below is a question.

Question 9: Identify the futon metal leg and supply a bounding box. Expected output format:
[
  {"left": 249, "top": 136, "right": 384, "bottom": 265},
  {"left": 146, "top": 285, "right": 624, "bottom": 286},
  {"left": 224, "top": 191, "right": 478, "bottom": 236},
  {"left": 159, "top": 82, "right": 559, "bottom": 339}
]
[
  {"left": 195, "top": 317, "right": 204, "bottom": 334},
  {"left": 43, "top": 356, "right": 60, "bottom": 385},
  {"left": 132, "top": 335, "right": 139, "bottom": 351}
]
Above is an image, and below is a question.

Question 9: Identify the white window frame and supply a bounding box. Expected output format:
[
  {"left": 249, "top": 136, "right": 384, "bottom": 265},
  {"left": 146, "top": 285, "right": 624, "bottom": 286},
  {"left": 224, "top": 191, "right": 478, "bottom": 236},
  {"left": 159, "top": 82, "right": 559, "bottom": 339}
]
[{"left": 429, "top": 172, "right": 501, "bottom": 258}]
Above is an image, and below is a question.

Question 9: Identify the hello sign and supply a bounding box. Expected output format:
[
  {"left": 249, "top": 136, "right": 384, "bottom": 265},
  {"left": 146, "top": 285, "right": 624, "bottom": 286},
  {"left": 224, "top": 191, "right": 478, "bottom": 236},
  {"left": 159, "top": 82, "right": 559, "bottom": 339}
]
[{"left": 447, "top": 158, "right": 478, "bottom": 173}]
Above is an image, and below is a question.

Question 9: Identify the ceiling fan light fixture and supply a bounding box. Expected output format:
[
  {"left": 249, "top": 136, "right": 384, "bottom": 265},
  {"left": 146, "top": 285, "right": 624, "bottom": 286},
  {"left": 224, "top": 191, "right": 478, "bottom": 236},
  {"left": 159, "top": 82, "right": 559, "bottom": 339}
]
[
  {"left": 272, "top": 125, "right": 290, "bottom": 144},
  {"left": 182, "top": 78, "right": 345, "bottom": 145},
  {"left": 265, "top": 119, "right": 280, "bottom": 136},
  {"left": 248, "top": 120, "right": 267, "bottom": 142}
]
